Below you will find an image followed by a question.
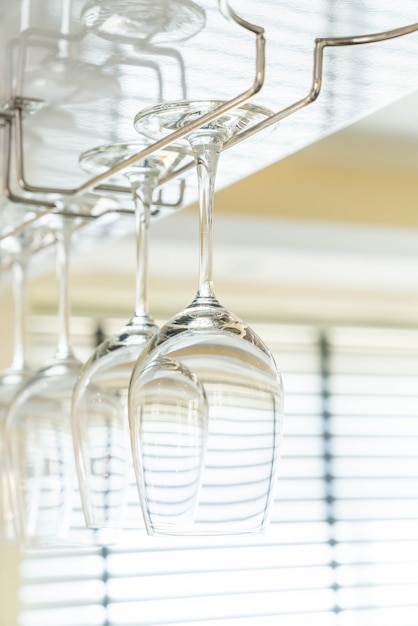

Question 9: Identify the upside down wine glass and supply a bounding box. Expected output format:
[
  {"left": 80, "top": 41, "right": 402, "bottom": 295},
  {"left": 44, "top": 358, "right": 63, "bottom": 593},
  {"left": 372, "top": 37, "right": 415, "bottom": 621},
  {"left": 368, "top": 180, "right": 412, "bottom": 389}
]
[
  {"left": 130, "top": 101, "right": 285, "bottom": 536},
  {"left": 81, "top": 0, "right": 205, "bottom": 45},
  {"left": 0, "top": 234, "right": 31, "bottom": 542},
  {"left": 0, "top": 204, "right": 53, "bottom": 542},
  {"left": 21, "top": 0, "right": 120, "bottom": 106},
  {"left": 80, "top": 0, "right": 205, "bottom": 103},
  {"left": 4, "top": 214, "right": 83, "bottom": 547},
  {"left": 72, "top": 143, "right": 208, "bottom": 533}
]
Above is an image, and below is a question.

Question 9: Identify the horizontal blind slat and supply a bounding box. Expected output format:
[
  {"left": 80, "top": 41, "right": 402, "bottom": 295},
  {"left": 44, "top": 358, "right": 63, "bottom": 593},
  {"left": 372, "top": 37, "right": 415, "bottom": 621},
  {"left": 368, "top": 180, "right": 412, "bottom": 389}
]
[
  {"left": 106, "top": 588, "right": 337, "bottom": 624},
  {"left": 19, "top": 322, "right": 418, "bottom": 626}
]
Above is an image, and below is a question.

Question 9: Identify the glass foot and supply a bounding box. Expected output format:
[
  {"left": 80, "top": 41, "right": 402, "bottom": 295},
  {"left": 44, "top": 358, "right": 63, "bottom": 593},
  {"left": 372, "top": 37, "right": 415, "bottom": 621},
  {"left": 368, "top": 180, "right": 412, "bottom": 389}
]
[{"left": 81, "top": 0, "right": 206, "bottom": 44}]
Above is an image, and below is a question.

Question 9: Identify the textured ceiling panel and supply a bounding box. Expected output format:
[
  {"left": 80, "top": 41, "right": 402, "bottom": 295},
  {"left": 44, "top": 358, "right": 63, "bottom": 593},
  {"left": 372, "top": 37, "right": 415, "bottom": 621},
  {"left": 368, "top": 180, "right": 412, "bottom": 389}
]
[
  {"left": 1, "top": 2, "right": 418, "bottom": 187},
  {"left": 1, "top": 0, "right": 418, "bottom": 247}
]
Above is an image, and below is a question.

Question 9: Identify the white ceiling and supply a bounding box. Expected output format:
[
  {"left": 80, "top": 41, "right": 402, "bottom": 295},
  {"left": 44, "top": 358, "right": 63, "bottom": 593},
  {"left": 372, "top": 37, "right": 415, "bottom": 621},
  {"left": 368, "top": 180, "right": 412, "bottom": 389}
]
[{"left": 2, "top": 0, "right": 418, "bottom": 200}]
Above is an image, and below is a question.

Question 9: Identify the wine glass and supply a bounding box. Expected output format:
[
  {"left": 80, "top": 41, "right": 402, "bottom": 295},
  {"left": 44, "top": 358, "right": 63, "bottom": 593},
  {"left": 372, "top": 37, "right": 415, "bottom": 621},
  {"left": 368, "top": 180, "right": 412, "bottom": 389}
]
[
  {"left": 72, "top": 142, "right": 207, "bottom": 533},
  {"left": 18, "top": 0, "right": 120, "bottom": 106},
  {"left": 22, "top": 53, "right": 120, "bottom": 106},
  {"left": 80, "top": 0, "right": 204, "bottom": 103},
  {"left": 129, "top": 100, "right": 284, "bottom": 536},
  {"left": 80, "top": 0, "right": 206, "bottom": 45},
  {"left": 0, "top": 238, "right": 31, "bottom": 543},
  {"left": 0, "top": 203, "right": 52, "bottom": 542},
  {"left": 4, "top": 211, "right": 83, "bottom": 547}
]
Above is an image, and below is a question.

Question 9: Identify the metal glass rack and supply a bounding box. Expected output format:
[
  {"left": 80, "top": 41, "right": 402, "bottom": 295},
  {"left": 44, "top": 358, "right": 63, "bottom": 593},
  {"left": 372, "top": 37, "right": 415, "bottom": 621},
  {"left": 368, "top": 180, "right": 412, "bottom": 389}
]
[{"left": 1, "top": 1, "right": 418, "bottom": 242}]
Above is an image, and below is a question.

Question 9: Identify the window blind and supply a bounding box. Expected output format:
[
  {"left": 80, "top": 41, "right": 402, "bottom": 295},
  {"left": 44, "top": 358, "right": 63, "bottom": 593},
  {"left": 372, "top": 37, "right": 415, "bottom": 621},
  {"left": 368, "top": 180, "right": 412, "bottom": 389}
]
[{"left": 18, "top": 322, "right": 418, "bottom": 626}]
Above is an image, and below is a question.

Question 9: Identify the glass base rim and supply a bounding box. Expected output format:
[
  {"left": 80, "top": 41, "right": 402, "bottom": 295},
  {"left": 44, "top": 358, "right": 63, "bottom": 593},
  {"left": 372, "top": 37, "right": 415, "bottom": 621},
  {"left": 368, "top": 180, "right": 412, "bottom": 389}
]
[{"left": 81, "top": 0, "right": 206, "bottom": 44}]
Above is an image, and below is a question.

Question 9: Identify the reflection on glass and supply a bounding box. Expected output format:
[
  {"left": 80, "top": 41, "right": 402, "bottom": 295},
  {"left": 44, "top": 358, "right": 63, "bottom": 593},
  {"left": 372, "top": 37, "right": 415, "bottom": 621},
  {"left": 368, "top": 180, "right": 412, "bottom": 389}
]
[
  {"left": 81, "top": 0, "right": 205, "bottom": 44},
  {"left": 4, "top": 215, "right": 81, "bottom": 547},
  {"left": 72, "top": 142, "right": 196, "bottom": 532},
  {"left": 130, "top": 100, "right": 284, "bottom": 535}
]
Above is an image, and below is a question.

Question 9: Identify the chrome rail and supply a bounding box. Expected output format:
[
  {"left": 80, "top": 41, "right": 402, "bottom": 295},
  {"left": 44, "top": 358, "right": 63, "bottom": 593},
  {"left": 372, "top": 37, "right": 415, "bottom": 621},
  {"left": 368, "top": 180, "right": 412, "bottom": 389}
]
[{"left": 1, "top": 4, "right": 418, "bottom": 228}]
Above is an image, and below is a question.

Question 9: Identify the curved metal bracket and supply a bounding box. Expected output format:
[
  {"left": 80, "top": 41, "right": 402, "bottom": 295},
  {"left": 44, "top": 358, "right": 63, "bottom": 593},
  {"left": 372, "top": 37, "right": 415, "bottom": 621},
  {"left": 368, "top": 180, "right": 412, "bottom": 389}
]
[
  {"left": 5, "top": 13, "right": 418, "bottom": 229},
  {"left": 11, "top": 1, "right": 266, "bottom": 199},
  {"left": 224, "top": 20, "right": 418, "bottom": 150},
  {"left": 2, "top": 117, "right": 56, "bottom": 209},
  {"left": 154, "top": 179, "right": 186, "bottom": 209}
]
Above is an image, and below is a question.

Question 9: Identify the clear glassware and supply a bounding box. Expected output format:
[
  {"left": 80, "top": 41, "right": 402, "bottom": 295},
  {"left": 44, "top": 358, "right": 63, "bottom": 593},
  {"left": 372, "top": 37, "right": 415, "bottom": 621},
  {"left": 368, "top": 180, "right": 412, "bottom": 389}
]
[
  {"left": 4, "top": 214, "right": 82, "bottom": 547},
  {"left": 0, "top": 203, "right": 52, "bottom": 542},
  {"left": 23, "top": 56, "right": 120, "bottom": 105},
  {"left": 0, "top": 239, "right": 31, "bottom": 542},
  {"left": 130, "top": 100, "right": 284, "bottom": 536},
  {"left": 72, "top": 142, "right": 207, "bottom": 533},
  {"left": 20, "top": 0, "right": 120, "bottom": 105},
  {"left": 80, "top": 0, "right": 206, "bottom": 45}
]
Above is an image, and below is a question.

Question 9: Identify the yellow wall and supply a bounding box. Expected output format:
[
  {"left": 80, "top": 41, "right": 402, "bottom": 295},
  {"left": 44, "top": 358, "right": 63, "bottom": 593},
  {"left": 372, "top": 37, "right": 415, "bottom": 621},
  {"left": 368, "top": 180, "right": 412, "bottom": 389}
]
[
  {"left": 0, "top": 543, "right": 20, "bottom": 626},
  {"left": 0, "top": 288, "right": 20, "bottom": 626},
  {"left": 215, "top": 129, "right": 418, "bottom": 226}
]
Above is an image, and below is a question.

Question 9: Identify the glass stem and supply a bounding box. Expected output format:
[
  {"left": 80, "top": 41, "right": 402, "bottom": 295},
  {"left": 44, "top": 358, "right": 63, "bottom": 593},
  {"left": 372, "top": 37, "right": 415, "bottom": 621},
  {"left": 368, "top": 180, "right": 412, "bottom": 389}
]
[
  {"left": 20, "top": 0, "right": 30, "bottom": 31},
  {"left": 131, "top": 174, "right": 154, "bottom": 321},
  {"left": 10, "top": 252, "right": 28, "bottom": 372},
  {"left": 58, "top": 0, "right": 71, "bottom": 58},
  {"left": 190, "top": 135, "right": 222, "bottom": 302},
  {"left": 54, "top": 219, "right": 73, "bottom": 361}
]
